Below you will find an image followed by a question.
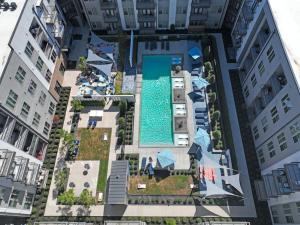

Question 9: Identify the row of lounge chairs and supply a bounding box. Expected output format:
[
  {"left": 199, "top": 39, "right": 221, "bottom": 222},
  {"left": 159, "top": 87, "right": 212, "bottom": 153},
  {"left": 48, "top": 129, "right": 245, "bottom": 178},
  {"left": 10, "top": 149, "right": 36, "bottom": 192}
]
[
  {"left": 195, "top": 108, "right": 209, "bottom": 131},
  {"left": 71, "top": 139, "right": 80, "bottom": 158},
  {"left": 88, "top": 120, "right": 97, "bottom": 128},
  {"left": 145, "top": 41, "right": 170, "bottom": 51}
]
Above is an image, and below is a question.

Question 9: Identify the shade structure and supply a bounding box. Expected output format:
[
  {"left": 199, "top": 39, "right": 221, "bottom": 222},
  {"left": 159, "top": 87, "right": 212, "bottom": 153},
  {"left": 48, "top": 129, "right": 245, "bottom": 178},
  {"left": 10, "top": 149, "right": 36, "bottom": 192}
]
[
  {"left": 192, "top": 77, "right": 209, "bottom": 90},
  {"left": 198, "top": 151, "right": 222, "bottom": 169},
  {"left": 86, "top": 49, "right": 112, "bottom": 65},
  {"left": 204, "top": 180, "right": 240, "bottom": 198},
  {"left": 157, "top": 150, "right": 176, "bottom": 169},
  {"left": 188, "top": 143, "right": 201, "bottom": 155},
  {"left": 188, "top": 91, "right": 204, "bottom": 101},
  {"left": 89, "top": 110, "right": 103, "bottom": 118},
  {"left": 222, "top": 174, "right": 244, "bottom": 194},
  {"left": 188, "top": 46, "right": 202, "bottom": 60},
  {"left": 89, "top": 62, "right": 113, "bottom": 78},
  {"left": 194, "top": 128, "right": 210, "bottom": 151}
]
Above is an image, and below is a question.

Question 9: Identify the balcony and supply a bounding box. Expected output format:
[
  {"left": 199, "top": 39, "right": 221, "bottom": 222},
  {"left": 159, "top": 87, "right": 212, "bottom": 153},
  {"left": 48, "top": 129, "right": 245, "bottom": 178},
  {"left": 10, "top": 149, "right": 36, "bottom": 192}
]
[
  {"left": 138, "top": 13, "right": 155, "bottom": 22},
  {"left": 25, "top": 163, "right": 40, "bottom": 186},
  {"left": 191, "top": 0, "right": 211, "bottom": 8},
  {"left": 285, "top": 163, "right": 300, "bottom": 191},
  {"left": 0, "top": 149, "right": 15, "bottom": 177},
  {"left": 100, "top": 0, "right": 117, "bottom": 9},
  {"left": 272, "top": 169, "right": 292, "bottom": 195},
  {"left": 136, "top": 0, "right": 155, "bottom": 9},
  {"left": 189, "top": 12, "right": 209, "bottom": 22},
  {"left": 10, "top": 156, "right": 29, "bottom": 183},
  {"left": 103, "top": 14, "right": 119, "bottom": 23}
]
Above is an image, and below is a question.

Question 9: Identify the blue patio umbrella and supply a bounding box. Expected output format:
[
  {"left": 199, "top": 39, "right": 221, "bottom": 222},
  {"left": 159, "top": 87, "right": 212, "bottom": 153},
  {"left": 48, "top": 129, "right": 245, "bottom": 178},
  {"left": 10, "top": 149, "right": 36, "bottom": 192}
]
[
  {"left": 157, "top": 150, "right": 176, "bottom": 168},
  {"left": 188, "top": 91, "right": 204, "bottom": 101},
  {"left": 188, "top": 46, "right": 202, "bottom": 60},
  {"left": 194, "top": 128, "right": 210, "bottom": 151},
  {"left": 192, "top": 77, "right": 209, "bottom": 90}
]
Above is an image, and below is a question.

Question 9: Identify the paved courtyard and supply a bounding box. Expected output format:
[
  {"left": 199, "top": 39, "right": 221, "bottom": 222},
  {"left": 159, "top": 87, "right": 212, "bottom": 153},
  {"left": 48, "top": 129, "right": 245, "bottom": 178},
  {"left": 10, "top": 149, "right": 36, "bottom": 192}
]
[{"left": 66, "top": 160, "right": 99, "bottom": 197}]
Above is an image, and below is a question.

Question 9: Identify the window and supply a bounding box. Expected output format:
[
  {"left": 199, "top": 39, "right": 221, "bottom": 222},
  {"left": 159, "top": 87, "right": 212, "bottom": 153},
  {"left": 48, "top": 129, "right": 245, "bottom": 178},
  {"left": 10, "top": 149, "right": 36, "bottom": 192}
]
[
  {"left": 290, "top": 122, "right": 300, "bottom": 143},
  {"left": 267, "top": 141, "right": 275, "bottom": 158},
  {"left": 28, "top": 80, "right": 37, "bottom": 94},
  {"left": 15, "top": 66, "right": 26, "bottom": 83},
  {"left": 50, "top": 50, "right": 57, "bottom": 63},
  {"left": 36, "top": 57, "right": 44, "bottom": 72},
  {"left": 251, "top": 74, "right": 257, "bottom": 87},
  {"left": 286, "top": 216, "right": 294, "bottom": 223},
  {"left": 43, "top": 122, "right": 50, "bottom": 135},
  {"left": 9, "top": 190, "right": 21, "bottom": 208},
  {"left": 243, "top": 85, "right": 249, "bottom": 97},
  {"left": 38, "top": 91, "right": 46, "bottom": 105},
  {"left": 54, "top": 81, "right": 62, "bottom": 95},
  {"left": 283, "top": 204, "right": 291, "bottom": 214},
  {"left": 281, "top": 94, "right": 291, "bottom": 113},
  {"left": 25, "top": 42, "right": 34, "bottom": 58},
  {"left": 32, "top": 112, "right": 41, "bottom": 127},
  {"left": 253, "top": 126, "right": 259, "bottom": 140},
  {"left": 24, "top": 193, "right": 34, "bottom": 209},
  {"left": 6, "top": 90, "right": 18, "bottom": 108},
  {"left": 20, "top": 102, "right": 30, "bottom": 118},
  {"left": 48, "top": 102, "right": 55, "bottom": 115},
  {"left": 271, "top": 206, "right": 279, "bottom": 223},
  {"left": 271, "top": 106, "right": 279, "bottom": 124},
  {"left": 267, "top": 46, "right": 275, "bottom": 62},
  {"left": 45, "top": 69, "right": 52, "bottom": 82},
  {"left": 258, "top": 61, "right": 265, "bottom": 76},
  {"left": 277, "top": 132, "right": 287, "bottom": 151},
  {"left": 296, "top": 202, "right": 300, "bottom": 213},
  {"left": 257, "top": 149, "right": 265, "bottom": 164},
  {"left": 261, "top": 116, "right": 268, "bottom": 132},
  {"left": 59, "top": 64, "right": 65, "bottom": 75}
]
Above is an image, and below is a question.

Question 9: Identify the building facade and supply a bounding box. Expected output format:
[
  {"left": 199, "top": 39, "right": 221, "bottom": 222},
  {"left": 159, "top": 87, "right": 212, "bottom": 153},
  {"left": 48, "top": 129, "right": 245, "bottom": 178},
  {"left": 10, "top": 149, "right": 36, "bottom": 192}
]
[
  {"left": 231, "top": 0, "right": 300, "bottom": 224},
  {"left": 80, "top": 0, "right": 229, "bottom": 33},
  {"left": 0, "top": 0, "right": 66, "bottom": 216}
]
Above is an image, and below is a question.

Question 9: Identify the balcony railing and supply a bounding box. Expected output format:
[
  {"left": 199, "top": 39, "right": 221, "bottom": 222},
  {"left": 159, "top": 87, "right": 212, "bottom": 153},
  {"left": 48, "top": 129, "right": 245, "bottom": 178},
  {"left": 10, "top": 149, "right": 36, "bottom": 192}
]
[
  {"left": 0, "top": 149, "right": 15, "bottom": 177},
  {"left": 136, "top": 0, "right": 155, "bottom": 9},
  {"left": 137, "top": 13, "right": 155, "bottom": 22},
  {"left": 103, "top": 14, "right": 119, "bottom": 23},
  {"left": 100, "top": 0, "right": 117, "bottom": 9},
  {"left": 191, "top": 0, "right": 211, "bottom": 8},
  {"left": 189, "top": 12, "right": 209, "bottom": 22}
]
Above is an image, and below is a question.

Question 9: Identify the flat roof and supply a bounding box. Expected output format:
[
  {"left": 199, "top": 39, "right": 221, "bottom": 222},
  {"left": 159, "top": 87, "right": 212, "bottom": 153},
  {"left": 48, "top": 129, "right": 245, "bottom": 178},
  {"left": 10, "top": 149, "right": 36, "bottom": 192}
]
[
  {"left": 0, "top": 0, "right": 26, "bottom": 76},
  {"left": 107, "top": 160, "right": 129, "bottom": 205},
  {"left": 268, "top": 0, "right": 300, "bottom": 87}
]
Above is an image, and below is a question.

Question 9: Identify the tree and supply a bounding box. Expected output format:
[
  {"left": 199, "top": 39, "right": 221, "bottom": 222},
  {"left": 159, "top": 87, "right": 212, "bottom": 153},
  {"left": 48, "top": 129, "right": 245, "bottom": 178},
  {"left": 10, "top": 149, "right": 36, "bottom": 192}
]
[
  {"left": 55, "top": 168, "right": 68, "bottom": 194},
  {"left": 57, "top": 189, "right": 76, "bottom": 205},
  {"left": 211, "top": 110, "right": 220, "bottom": 121},
  {"left": 208, "top": 92, "right": 216, "bottom": 103},
  {"left": 165, "top": 218, "right": 176, "bottom": 225},
  {"left": 208, "top": 74, "right": 216, "bottom": 84},
  {"left": 118, "top": 117, "right": 125, "bottom": 130},
  {"left": 204, "top": 61, "right": 213, "bottom": 73},
  {"left": 71, "top": 99, "right": 84, "bottom": 112},
  {"left": 59, "top": 129, "right": 74, "bottom": 146},
  {"left": 212, "top": 130, "right": 222, "bottom": 141},
  {"left": 79, "top": 189, "right": 95, "bottom": 206},
  {"left": 118, "top": 100, "right": 127, "bottom": 117},
  {"left": 78, "top": 57, "right": 88, "bottom": 75},
  {"left": 118, "top": 129, "right": 125, "bottom": 144}
]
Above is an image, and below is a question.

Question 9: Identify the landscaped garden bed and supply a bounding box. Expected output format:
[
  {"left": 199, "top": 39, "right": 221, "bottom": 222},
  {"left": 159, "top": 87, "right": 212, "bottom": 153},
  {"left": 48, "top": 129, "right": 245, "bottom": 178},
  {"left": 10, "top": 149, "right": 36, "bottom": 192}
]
[{"left": 117, "top": 100, "right": 134, "bottom": 146}]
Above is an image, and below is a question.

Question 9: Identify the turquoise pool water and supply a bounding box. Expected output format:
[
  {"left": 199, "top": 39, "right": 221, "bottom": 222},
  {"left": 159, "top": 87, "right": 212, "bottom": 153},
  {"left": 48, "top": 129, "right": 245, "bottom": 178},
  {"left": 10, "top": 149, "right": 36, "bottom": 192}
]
[{"left": 140, "top": 55, "right": 174, "bottom": 146}]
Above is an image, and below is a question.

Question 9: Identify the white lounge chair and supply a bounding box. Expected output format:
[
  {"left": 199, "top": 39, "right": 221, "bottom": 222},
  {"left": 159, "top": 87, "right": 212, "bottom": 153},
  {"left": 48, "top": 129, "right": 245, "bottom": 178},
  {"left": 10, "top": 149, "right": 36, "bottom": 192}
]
[
  {"left": 138, "top": 184, "right": 146, "bottom": 189},
  {"left": 176, "top": 109, "right": 186, "bottom": 115},
  {"left": 178, "top": 140, "right": 188, "bottom": 146}
]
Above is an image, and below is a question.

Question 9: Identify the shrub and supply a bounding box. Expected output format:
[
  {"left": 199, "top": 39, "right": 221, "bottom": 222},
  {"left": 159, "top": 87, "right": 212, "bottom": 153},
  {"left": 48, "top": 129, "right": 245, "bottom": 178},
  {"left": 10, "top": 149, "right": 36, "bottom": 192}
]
[
  {"left": 212, "top": 130, "right": 221, "bottom": 141},
  {"left": 57, "top": 189, "right": 76, "bottom": 205},
  {"left": 118, "top": 117, "right": 126, "bottom": 129},
  {"left": 165, "top": 218, "right": 176, "bottom": 225},
  {"left": 208, "top": 74, "right": 216, "bottom": 84},
  {"left": 79, "top": 189, "right": 95, "bottom": 206},
  {"left": 211, "top": 110, "right": 220, "bottom": 121},
  {"left": 208, "top": 92, "right": 216, "bottom": 103},
  {"left": 119, "top": 100, "right": 128, "bottom": 117},
  {"left": 71, "top": 99, "right": 84, "bottom": 112},
  {"left": 118, "top": 129, "right": 125, "bottom": 144}
]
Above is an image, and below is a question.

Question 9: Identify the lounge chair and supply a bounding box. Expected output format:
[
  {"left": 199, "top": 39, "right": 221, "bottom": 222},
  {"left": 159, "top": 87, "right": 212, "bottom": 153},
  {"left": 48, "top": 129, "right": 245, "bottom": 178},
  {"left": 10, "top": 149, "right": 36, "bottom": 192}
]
[
  {"left": 91, "top": 121, "right": 97, "bottom": 128},
  {"left": 178, "top": 139, "right": 188, "bottom": 146},
  {"left": 145, "top": 41, "right": 149, "bottom": 49},
  {"left": 195, "top": 115, "right": 206, "bottom": 119},
  {"left": 141, "top": 157, "right": 147, "bottom": 171},
  {"left": 73, "top": 147, "right": 79, "bottom": 157},
  {"left": 138, "top": 184, "right": 146, "bottom": 189},
  {"left": 88, "top": 120, "right": 93, "bottom": 127},
  {"left": 195, "top": 108, "right": 206, "bottom": 113},
  {"left": 74, "top": 140, "right": 80, "bottom": 145}
]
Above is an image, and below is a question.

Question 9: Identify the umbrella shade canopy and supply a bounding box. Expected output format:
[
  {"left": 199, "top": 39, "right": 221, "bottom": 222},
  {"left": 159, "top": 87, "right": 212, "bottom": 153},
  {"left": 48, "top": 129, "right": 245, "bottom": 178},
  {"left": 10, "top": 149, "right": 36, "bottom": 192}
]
[
  {"left": 188, "top": 143, "right": 201, "bottom": 155},
  {"left": 222, "top": 174, "right": 243, "bottom": 194},
  {"left": 188, "top": 46, "right": 202, "bottom": 60},
  {"left": 198, "top": 151, "right": 222, "bottom": 168},
  {"left": 188, "top": 91, "right": 204, "bottom": 101},
  {"left": 194, "top": 128, "right": 210, "bottom": 151},
  {"left": 204, "top": 180, "right": 240, "bottom": 198},
  {"left": 157, "top": 150, "right": 176, "bottom": 168},
  {"left": 192, "top": 77, "right": 209, "bottom": 90}
]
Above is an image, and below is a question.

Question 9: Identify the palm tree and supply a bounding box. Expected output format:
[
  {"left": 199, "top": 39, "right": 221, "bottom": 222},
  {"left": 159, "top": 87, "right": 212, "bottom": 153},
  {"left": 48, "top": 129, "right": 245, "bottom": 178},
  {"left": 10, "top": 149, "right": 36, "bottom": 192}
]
[
  {"left": 71, "top": 99, "right": 84, "bottom": 112},
  {"left": 78, "top": 56, "right": 89, "bottom": 76}
]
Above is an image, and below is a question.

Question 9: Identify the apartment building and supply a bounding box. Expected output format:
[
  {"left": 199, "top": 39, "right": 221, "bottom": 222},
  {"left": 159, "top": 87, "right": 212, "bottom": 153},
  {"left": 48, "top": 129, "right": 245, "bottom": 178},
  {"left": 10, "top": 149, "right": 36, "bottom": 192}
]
[
  {"left": 231, "top": 0, "right": 300, "bottom": 224},
  {"left": 0, "top": 0, "right": 66, "bottom": 216},
  {"left": 80, "top": 0, "right": 229, "bottom": 33}
]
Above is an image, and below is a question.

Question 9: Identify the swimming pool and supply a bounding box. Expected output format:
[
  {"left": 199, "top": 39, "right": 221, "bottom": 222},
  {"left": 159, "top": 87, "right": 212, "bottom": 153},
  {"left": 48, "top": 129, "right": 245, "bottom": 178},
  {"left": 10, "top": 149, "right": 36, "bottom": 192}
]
[{"left": 140, "top": 55, "right": 174, "bottom": 146}]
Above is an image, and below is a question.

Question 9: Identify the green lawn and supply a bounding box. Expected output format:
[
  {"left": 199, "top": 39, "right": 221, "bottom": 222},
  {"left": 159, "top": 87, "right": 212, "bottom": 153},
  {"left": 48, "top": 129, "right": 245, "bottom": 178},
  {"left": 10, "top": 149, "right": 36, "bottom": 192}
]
[
  {"left": 77, "top": 128, "right": 111, "bottom": 193},
  {"left": 129, "top": 175, "right": 193, "bottom": 195}
]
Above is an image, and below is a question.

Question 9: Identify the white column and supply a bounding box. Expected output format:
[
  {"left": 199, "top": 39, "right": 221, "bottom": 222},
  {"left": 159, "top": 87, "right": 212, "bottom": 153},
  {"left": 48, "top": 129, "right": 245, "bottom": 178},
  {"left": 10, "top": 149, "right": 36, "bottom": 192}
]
[
  {"left": 185, "top": 0, "right": 193, "bottom": 28},
  {"left": 117, "top": 0, "right": 127, "bottom": 30},
  {"left": 133, "top": 0, "right": 139, "bottom": 29}
]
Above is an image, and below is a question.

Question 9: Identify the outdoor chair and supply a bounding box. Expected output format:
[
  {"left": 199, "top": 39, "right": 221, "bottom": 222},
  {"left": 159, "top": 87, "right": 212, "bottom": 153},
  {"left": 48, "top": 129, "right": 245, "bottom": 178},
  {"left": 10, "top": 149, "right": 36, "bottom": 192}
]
[
  {"left": 195, "top": 108, "right": 206, "bottom": 113},
  {"left": 166, "top": 41, "right": 170, "bottom": 50}
]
